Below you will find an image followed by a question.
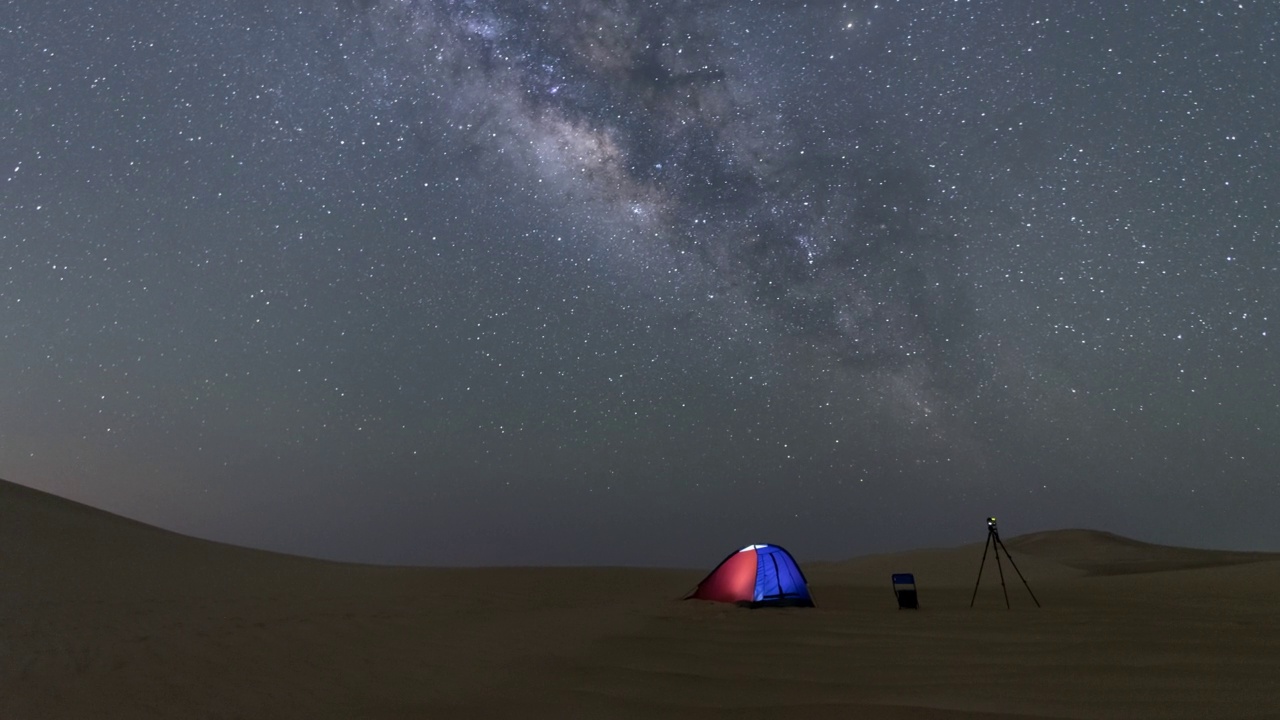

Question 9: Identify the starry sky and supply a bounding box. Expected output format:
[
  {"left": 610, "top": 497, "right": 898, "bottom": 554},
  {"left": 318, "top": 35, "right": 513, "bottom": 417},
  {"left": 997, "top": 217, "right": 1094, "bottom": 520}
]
[{"left": 2, "top": 0, "right": 1277, "bottom": 566}]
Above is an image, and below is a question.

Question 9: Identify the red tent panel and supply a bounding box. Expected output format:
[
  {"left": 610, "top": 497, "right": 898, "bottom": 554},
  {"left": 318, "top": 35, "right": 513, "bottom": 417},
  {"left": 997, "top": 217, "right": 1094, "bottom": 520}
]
[{"left": 688, "top": 548, "right": 758, "bottom": 603}]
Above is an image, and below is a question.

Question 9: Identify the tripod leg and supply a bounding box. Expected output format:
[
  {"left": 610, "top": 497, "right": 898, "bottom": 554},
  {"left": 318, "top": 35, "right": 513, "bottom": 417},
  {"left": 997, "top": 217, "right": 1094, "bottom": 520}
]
[
  {"left": 993, "top": 536, "right": 1010, "bottom": 609},
  {"left": 995, "top": 536, "right": 1041, "bottom": 608},
  {"left": 969, "top": 533, "right": 992, "bottom": 608}
]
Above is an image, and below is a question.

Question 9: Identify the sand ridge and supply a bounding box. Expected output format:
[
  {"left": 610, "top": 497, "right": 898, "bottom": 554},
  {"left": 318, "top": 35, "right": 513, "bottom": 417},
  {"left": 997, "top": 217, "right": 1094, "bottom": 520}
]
[{"left": 3, "top": 478, "right": 1278, "bottom": 718}]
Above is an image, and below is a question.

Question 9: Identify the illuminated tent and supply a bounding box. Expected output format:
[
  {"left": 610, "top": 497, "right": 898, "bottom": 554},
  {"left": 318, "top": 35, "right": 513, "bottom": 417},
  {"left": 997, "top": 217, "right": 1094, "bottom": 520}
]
[{"left": 686, "top": 544, "right": 814, "bottom": 608}]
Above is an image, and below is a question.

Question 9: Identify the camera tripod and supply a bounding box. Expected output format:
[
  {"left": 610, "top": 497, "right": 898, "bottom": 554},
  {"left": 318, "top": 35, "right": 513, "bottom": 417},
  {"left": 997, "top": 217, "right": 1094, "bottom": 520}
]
[{"left": 970, "top": 517, "right": 1040, "bottom": 609}]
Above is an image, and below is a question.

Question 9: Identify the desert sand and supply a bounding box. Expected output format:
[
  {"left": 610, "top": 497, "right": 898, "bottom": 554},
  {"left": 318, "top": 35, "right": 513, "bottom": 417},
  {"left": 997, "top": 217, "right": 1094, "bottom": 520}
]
[{"left": 2, "top": 478, "right": 1277, "bottom": 719}]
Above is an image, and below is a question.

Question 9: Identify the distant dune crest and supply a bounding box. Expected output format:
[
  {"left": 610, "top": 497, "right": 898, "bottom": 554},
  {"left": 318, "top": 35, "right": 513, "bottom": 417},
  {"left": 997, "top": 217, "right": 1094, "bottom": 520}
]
[
  {"left": 1006, "top": 528, "right": 1279, "bottom": 576},
  {"left": 3, "top": 478, "right": 1276, "bottom": 575}
]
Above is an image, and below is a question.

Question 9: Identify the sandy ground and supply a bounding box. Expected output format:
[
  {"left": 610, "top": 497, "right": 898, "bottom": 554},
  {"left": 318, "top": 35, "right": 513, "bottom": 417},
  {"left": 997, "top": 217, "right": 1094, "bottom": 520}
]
[{"left": 3, "top": 478, "right": 1278, "bottom": 719}]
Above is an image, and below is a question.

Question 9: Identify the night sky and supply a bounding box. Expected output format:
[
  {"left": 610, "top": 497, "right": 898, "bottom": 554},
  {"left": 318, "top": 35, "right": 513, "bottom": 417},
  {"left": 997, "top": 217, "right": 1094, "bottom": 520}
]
[{"left": 3, "top": 1, "right": 1277, "bottom": 566}]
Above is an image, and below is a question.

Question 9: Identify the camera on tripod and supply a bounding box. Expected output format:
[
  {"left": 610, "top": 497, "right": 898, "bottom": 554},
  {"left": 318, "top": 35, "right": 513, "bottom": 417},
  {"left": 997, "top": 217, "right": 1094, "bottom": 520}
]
[{"left": 971, "top": 516, "right": 1040, "bottom": 609}]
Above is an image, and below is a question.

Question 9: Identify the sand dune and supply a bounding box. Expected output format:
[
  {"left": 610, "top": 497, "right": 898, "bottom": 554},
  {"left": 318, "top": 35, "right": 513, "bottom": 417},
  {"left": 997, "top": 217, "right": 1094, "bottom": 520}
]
[
  {"left": 3, "top": 478, "right": 1278, "bottom": 719},
  {"left": 1006, "top": 529, "right": 1279, "bottom": 576}
]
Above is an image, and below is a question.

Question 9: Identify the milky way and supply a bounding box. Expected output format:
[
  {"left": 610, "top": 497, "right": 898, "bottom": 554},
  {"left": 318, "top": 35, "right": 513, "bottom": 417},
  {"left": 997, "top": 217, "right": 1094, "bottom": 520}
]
[
  {"left": 2, "top": 0, "right": 1277, "bottom": 564},
  {"left": 330, "top": 0, "right": 973, "bottom": 380}
]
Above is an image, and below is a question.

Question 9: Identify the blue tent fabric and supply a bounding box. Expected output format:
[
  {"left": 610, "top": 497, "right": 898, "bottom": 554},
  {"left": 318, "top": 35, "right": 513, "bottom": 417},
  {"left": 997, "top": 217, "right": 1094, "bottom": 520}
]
[{"left": 750, "top": 545, "right": 813, "bottom": 606}]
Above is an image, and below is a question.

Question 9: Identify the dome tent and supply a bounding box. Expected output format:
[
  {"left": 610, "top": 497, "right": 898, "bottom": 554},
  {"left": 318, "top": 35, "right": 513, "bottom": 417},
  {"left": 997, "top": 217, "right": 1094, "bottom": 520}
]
[{"left": 686, "top": 544, "right": 814, "bottom": 608}]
